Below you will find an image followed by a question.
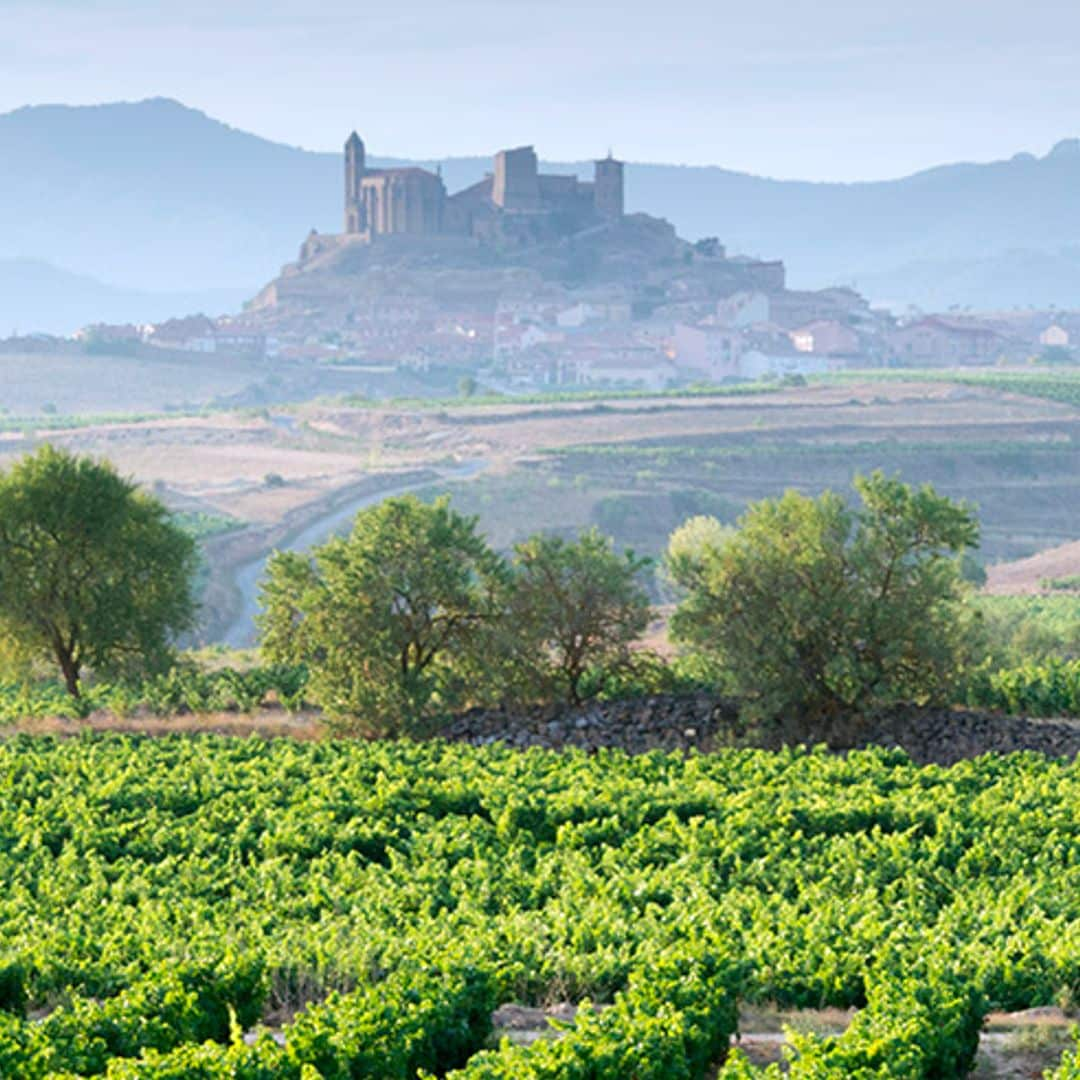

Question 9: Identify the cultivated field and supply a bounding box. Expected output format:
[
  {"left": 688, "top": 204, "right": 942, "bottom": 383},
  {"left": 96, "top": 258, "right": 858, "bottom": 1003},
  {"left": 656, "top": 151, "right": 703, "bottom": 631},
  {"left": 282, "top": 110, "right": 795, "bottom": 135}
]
[
  {"left": 404, "top": 379, "right": 1080, "bottom": 567},
  {"left": 987, "top": 539, "right": 1080, "bottom": 594},
  {"left": 1, "top": 735, "right": 1078, "bottom": 1077}
]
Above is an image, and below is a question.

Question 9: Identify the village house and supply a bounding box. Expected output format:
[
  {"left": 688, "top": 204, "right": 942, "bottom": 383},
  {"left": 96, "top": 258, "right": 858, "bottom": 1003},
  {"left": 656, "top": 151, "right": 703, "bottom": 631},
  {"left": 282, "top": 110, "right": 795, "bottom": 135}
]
[
  {"left": 734, "top": 322, "right": 826, "bottom": 378},
  {"left": 887, "top": 316, "right": 1006, "bottom": 365},
  {"left": 672, "top": 322, "right": 743, "bottom": 379},
  {"left": 555, "top": 298, "right": 633, "bottom": 329},
  {"left": 790, "top": 319, "right": 861, "bottom": 357},
  {"left": 145, "top": 315, "right": 218, "bottom": 353},
  {"left": 1040, "top": 324, "right": 1070, "bottom": 348},
  {"left": 574, "top": 343, "right": 677, "bottom": 391},
  {"left": 494, "top": 323, "right": 567, "bottom": 376},
  {"left": 213, "top": 325, "right": 276, "bottom": 357},
  {"left": 556, "top": 302, "right": 605, "bottom": 329},
  {"left": 741, "top": 348, "right": 833, "bottom": 379},
  {"left": 768, "top": 287, "right": 869, "bottom": 330},
  {"left": 714, "top": 291, "right": 771, "bottom": 328}
]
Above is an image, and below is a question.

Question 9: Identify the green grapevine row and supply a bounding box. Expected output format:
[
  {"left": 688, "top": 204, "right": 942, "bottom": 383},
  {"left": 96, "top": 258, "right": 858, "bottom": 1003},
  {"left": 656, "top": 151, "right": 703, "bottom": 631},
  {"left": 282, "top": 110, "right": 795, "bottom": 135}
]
[
  {"left": 822, "top": 368, "right": 1080, "bottom": 409},
  {"left": 5, "top": 653, "right": 1080, "bottom": 725},
  {"left": 0, "top": 665, "right": 308, "bottom": 722},
  {"left": 0, "top": 737, "right": 1078, "bottom": 1076},
  {"left": 965, "top": 659, "right": 1080, "bottom": 717}
]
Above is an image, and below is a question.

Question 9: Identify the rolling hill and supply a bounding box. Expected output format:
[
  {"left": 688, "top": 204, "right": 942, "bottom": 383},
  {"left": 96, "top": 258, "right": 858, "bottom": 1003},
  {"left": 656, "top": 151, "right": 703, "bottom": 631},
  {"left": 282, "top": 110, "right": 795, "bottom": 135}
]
[{"left": 3, "top": 97, "right": 1080, "bottom": 331}]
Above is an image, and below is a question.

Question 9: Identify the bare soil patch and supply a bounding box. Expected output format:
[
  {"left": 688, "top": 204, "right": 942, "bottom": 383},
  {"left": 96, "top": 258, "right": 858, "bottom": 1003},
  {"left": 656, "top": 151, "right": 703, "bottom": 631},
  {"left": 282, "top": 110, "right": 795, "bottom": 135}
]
[
  {"left": 11, "top": 709, "right": 324, "bottom": 740},
  {"left": 486, "top": 1002, "right": 1075, "bottom": 1075},
  {"left": 987, "top": 539, "right": 1080, "bottom": 595}
]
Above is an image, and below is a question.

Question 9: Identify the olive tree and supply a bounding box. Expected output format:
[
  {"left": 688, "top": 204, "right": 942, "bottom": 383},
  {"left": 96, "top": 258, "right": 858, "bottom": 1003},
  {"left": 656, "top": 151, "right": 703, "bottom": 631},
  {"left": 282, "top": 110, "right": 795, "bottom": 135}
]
[
  {"left": 667, "top": 473, "right": 981, "bottom": 733},
  {"left": 258, "top": 495, "right": 506, "bottom": 734},
  {"left": 0, "top": 445, "right": 197, "bottom": 696},
  {"left": 506, "top": 528, "right": 652, "bottom": 704}
]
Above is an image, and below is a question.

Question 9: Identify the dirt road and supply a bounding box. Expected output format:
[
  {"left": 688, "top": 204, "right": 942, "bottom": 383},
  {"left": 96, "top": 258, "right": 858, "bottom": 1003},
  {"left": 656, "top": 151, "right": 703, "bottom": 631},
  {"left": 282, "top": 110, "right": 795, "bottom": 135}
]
[{"left": 220, "top": 458, "right": 488, "bottom": 648}]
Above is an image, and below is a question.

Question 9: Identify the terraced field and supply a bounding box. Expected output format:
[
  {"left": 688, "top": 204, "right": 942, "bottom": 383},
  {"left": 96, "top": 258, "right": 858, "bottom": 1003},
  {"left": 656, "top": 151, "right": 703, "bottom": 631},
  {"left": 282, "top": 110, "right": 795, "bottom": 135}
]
[
  {"left": 3, "top": 375, "right": 1079, "bottom": 635},
  {"left": 427, "top": 382, "right": 1080, "bottom": 568}
]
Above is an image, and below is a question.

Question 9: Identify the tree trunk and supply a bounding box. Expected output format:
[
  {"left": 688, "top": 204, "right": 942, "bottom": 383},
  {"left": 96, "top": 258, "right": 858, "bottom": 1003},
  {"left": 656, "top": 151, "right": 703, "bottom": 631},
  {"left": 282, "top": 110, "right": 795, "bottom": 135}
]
[{"left": 56, "top": 648, "right": 81, "bottom": 698}]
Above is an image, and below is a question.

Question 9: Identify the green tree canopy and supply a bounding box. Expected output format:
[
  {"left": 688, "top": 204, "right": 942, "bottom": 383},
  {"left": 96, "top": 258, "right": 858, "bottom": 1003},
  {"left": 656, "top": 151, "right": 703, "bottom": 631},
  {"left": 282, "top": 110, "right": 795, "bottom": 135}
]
[
  {"left": 667, "top": 472, "right": 981, "bottom": 734},
  {"left": 1037, "top": 344, "right": 1075, "bottom": 366},
  {"left": 506, "top": 528, "right": 652, "bottom": 704},
  {"left": 0, "top": 445, "right": 197, "bottom": 695},
  {"left": 257, "top": 495, "right": 506, "bottom": 734}
]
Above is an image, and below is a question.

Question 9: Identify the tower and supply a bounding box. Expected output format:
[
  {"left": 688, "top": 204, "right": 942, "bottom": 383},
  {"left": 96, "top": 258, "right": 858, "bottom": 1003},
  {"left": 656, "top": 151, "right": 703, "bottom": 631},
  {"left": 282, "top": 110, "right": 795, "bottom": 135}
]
[
  {"left": 493, "top": 146, "right": 540, "bottom": 211},
  {"left": 594, "top": 153, "right": 624, "bottom": 220},
  {"left": 344, "top": 132, "right": 367, "bottom": 234}
]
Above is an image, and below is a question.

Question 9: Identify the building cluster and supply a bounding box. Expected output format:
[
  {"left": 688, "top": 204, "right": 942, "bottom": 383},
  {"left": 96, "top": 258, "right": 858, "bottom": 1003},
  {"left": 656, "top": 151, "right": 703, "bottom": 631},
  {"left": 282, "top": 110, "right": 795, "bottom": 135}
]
[
  {"left": 75, "top": 315, "right": 277, "bottom": 358},
  {"left": 72, "top": 294, "right": 1080, "bottom": 391},
  {"left": 60, "top": 135, "right": 1080, "bottom": 388},
  {"left": 487, "top": 292, "right": 1080, "bottom": 389}
]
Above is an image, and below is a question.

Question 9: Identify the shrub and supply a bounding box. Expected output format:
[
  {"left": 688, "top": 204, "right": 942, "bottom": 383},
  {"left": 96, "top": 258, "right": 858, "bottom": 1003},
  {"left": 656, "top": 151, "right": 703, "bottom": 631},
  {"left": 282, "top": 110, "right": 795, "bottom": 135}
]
[
  {"left": 504, "top": 529, "right": 651, "bottom": 704},
  {"left": 667, "top": 473, "right": 981, "bottom": 734}
]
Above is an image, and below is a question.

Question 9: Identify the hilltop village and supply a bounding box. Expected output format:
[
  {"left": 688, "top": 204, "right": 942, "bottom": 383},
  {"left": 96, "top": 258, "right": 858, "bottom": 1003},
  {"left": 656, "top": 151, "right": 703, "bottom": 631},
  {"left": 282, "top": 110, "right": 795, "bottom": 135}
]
[{"left": 65, "top": 134, "right": 1080, "bottom": 388}]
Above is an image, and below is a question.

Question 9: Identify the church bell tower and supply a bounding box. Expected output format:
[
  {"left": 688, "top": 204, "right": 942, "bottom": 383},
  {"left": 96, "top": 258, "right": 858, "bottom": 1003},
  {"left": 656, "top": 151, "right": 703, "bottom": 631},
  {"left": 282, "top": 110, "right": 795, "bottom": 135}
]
[
  {"left": 594, "top": 152, "right": 624, "bottom": 221},
  {"left": 345, "top": 132, "right": 367, "bottom": 234}
]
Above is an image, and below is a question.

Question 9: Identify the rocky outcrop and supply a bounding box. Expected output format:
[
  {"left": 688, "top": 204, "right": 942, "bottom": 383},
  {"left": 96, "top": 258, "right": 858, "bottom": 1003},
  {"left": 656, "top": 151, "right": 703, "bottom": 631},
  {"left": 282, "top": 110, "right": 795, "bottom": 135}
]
[{"left": 441, "top": 694, "right": 1080, "bottom": 765}]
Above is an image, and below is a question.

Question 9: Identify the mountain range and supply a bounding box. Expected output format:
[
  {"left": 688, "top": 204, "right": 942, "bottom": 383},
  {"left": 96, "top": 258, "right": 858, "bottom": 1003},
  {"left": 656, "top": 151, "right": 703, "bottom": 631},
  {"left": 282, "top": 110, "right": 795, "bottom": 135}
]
[{"left": 3, "top": 97, "right": 1080, "bottom": 334}]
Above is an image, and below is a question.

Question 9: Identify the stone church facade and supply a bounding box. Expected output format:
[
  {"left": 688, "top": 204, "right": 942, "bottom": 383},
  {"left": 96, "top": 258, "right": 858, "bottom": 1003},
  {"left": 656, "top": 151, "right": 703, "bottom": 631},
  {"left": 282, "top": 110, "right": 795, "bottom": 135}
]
[{"left": 343, "top": 132, "right": 624, "bottom": 243}]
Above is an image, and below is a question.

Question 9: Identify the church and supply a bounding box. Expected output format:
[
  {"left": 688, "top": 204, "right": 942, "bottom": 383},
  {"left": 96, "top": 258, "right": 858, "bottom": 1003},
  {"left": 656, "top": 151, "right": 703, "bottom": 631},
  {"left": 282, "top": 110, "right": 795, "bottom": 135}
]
[{"left": 343, "top": 134, "right": 624, "bottom": 244}]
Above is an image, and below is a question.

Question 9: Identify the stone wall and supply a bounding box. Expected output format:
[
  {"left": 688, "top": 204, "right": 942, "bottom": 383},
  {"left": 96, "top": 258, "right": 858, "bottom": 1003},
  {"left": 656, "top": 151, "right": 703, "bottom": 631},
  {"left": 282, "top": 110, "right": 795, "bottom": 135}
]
[{"left": 441, "top": 693, "right": 1080, "bottom": 765}]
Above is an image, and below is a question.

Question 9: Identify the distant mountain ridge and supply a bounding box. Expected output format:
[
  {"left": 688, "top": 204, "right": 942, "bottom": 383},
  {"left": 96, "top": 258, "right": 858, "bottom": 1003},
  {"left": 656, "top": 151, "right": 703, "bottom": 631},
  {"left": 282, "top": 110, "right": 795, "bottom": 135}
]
[
  {"left": 0, "top": 258, "right": 246, "bottom": 338},
  {"left": 3, "top": 97, "right": 1080, "bottom": 332}
]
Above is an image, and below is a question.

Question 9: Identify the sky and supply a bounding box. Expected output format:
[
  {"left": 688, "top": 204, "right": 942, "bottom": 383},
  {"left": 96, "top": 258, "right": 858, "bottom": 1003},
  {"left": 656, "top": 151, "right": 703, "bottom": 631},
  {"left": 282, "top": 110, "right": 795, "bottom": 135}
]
[{"left": 5, "top": 0, "right": 1080, "bottom": 181}]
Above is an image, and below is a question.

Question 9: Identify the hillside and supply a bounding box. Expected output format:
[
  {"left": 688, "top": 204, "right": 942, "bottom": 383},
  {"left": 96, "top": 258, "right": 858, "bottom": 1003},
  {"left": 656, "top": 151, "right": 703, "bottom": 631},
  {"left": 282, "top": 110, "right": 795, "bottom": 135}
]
[
  {"left": 5, "top": 98, "right": 1080, "bottom": 324},
  {"left": 850, "top": 246, "right": 1080, "bottom": 311},
  {"left": 0, "top": 258, "right": 245, "bottom": 336},
  {"left": 987, "top": 539, "right": 1080, "bottom": 595}
]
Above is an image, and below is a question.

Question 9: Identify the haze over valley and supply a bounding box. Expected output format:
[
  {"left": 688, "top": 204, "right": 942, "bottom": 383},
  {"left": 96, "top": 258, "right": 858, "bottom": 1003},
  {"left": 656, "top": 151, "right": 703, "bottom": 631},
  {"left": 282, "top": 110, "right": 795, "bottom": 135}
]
[{"left": 7, "top": 99, "right": 1080, "bottom": 332}]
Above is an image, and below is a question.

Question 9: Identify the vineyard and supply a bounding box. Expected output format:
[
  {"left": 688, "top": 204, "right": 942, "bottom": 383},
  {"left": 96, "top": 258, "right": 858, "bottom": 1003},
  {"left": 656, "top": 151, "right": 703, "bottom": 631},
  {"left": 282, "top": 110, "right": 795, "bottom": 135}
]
[
  {"left": 0, "top": 666, "right": 310, "bottom": 724},
  {"left": 4, "top": 654, "right": 1080, "bottom": 726},
  {"left": 966, "top": 659, "right": 1080, "bottom": 718},
  {"left": 0, "top": 736, "right": 1078, "bottom": 1077},
  {"left": 822, "top": 368, "right": 1080, "bottom": 409}
]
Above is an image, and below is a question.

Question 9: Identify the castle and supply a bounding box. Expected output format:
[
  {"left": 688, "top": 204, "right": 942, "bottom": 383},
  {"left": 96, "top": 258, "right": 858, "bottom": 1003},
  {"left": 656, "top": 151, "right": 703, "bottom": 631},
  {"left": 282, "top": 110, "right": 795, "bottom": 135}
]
[{"left": 343, "top": 133, "right": 624, "bottom": 244}]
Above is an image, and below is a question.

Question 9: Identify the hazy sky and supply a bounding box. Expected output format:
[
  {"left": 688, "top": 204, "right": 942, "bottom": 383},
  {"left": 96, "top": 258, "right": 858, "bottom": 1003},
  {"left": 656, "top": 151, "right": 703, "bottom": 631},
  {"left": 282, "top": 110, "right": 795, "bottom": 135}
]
[{"left": 5, "top": 0, "right": 1080, "bottom": 180}]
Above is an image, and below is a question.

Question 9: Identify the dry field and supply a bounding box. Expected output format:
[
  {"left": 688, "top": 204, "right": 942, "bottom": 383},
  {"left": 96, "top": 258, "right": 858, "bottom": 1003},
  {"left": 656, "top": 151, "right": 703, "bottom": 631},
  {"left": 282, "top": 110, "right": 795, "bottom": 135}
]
[
  {"left": 0, "top": 349, "right": 271, "bottom": 417},
  {"left": 0, "top": 347, "right": 464, "bottom": 420},
  {"left": 5, "top": 378, "right": 1072, "bottom": 527},
  {"left": 381, "top": 380, "right": 1080, "bottom": 566},
  {"left": 307, "top": 379, "right": 1076, "bottom": 463},
  {"left": 1, "top": 375, "right": 1078, "bottom": 637}
]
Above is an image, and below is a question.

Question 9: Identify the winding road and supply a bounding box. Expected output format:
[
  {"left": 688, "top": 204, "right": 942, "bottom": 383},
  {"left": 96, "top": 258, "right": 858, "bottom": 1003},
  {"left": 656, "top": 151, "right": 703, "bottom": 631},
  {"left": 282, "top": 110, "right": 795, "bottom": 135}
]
[{"left": 220, "top": 458, "right": 489, "bottom": 648}]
